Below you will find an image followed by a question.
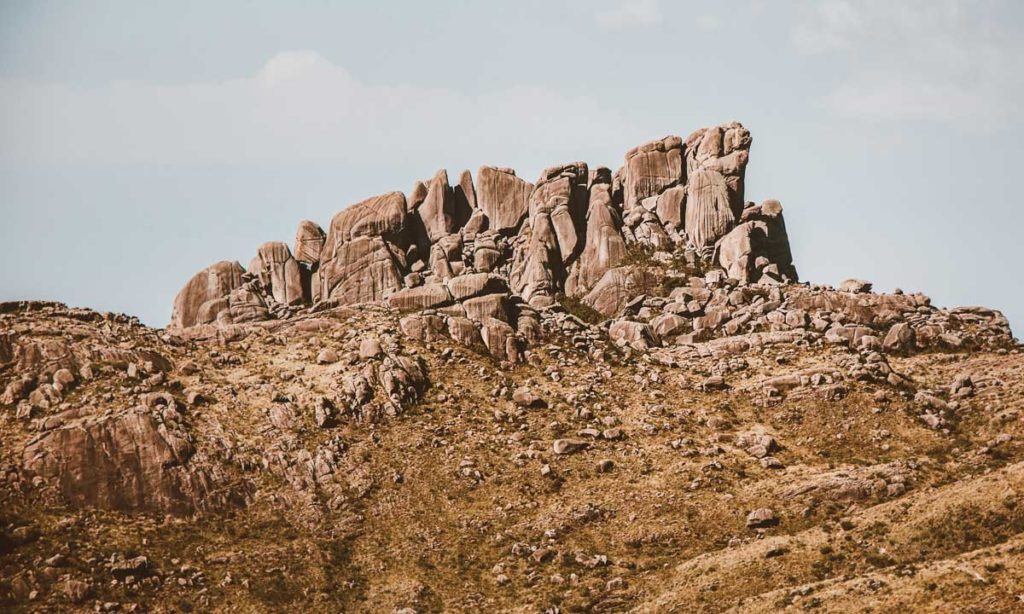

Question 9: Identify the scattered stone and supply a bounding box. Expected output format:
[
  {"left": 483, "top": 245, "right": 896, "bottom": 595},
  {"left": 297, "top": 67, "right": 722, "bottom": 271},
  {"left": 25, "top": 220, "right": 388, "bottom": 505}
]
[
  {"left": 746, "top": 508, "right": 778, "bottom": 528},
  {"left": 512, "top": 387, "right": 546, "bottom": 408},
  {"left": 317, "top": 349, "right": 339, "bottom": 364},
  {"left": 839, "top": 278, "right": 872, "bottom": 293},
  {"left": 552, "top": 439, "right": 588, "bottom": 455}
]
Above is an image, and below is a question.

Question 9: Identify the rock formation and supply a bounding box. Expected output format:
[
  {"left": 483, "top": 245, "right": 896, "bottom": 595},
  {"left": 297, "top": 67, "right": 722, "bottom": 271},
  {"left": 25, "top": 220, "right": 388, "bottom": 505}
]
[
  {"left": 4, "top": 121, "right": 1021, "bottom": 613},
  {"left": 168, "top": 122, "right": 800, "bottom": 361}
]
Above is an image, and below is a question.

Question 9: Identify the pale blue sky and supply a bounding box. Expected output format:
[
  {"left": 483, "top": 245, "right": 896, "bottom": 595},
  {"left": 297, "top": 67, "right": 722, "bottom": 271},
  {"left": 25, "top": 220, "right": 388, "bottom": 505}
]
[{"left": 1, "top": 0, "right": 1021, "bottom": 332}]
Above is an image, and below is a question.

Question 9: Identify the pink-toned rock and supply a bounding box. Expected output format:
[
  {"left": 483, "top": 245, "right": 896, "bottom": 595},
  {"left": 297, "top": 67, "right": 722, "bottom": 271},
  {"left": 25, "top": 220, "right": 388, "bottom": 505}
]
[
  {"left": 446, "top": 316, "right": 483, "bottom": 347},
  {"left": 293, "top": 220, "right": 326, "bottom": 266},
  {"left": 622, "top": 135, "right": 684, "bottom": 210},
  {"left": 686, "top": 122, "right": 751, "bottom": 220},
  {"left": 169, "top": 261, "right": 245, "bottom": 329},
  {"left": 686, "top": 169, "right": 735, "bottom": 251},
  {"left": 453, "top": 169, "right": 477, "bottom": 230},
  {"left": 463, "top": 293, "right": 510, "bottom": 323},
  {"left": 656, "top": 185, "right": 687, "bottom": 229},
  {"left": 325, "top": 191, "right": 407, "bottom": 242},
  {"left": 714, "top": 221, "right": 765, "bottom": 282},
  {"left": 318, "top": 191, "right": 408, "bottom": 303},
  {"left": 447, "top": 273, "right": 508, "bottom": 301},
  {"left": 387, "top": 284, "right": 452, "bottom": 311},
  {"left": 476, "top": 166, "right": 532, "bottom": 234},
  {"left": 254, "top": 241, "right": 304, "bottom": 305},
  {"left": 321, "top": 236, "right": 405, "bottom": 304},
  {"left": 416, "top": 169, "right": 454, "bottom": 243},
  {"left": 609, "top": 319, "right": 659, "bottom": 350},
  {"left": 22, "top": 408, "right": 224, "bottom": 514},
  {"left": 480, "top": 317, "right": 517, "bottom": 360},
  {"left": 583, "top": 266, "right": 659, "bottom": 318},
  {"left": 510, "top": 213, "right": 563, "bottom": 303},
  {"left": 294, "top": 220, "right": 328, "bottom": 302},
  {"left": 566, "top": 182, "right": 627, "bottom": 296}
]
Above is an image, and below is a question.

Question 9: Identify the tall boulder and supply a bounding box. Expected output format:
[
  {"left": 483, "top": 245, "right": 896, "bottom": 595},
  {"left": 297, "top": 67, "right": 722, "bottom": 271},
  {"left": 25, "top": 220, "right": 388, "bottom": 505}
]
[
  {"left": 510, "top": 163, "right": 588, "bottom": 305},
  {"left": 252, "top": 241, "right": 304, "bottom": 306},
  {"left": 319, "top": 192, "right": 408, "bottom": 304},
  {"left": 293, "top": 220, "right": 326, "bottom": 303},
  {"left": 169, "top": 261, "right": 245, "bottom": 330},
  {"left": 453, "top": 169, "right": 477, "bottom": 230},
  {"left": 416, "top": 169, "right": 455, "bottom": 244},
  {"left": 565, "top": 174, "right": 627, "bottom": 296},
  {"left": 476, "top": 166, "right": 533, "bottom": 235},
  {"left": 739, "top": 199, "right": 797, "bottom": 281},
  {"left": 715, "top": 199, "right": 798, "bottom": 284},
  {"left": 714, "top": 221, "right": 767, "bottom": 283},
  {"left": 683, "top": 122, "right": 751, "bottom": 251},
  {"left": 622, "top": 136, "right": 684, "bottom": 210},
  {"left": 293, "top": 220, "right": 326, "bottom": 266},
  {"left": 686, "top": 169, "right": 736, "bottom": 251}
]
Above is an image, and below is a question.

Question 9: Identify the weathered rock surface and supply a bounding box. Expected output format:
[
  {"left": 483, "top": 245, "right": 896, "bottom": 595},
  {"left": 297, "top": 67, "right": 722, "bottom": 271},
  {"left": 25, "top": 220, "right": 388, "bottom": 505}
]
[
  {"left": 169, "top": 260, "right": 245, "bottom": 329},
  {"left": 22, "top": 407, "right": 222, "bottom": 514},
  {"left": 476, "top": 166, "right": 532, "bottom": 235},
  {"left": 319, "top": 191, "right": 408, "bottom": 304},
  {"left": 251, "top": 241, "right": 304, "bottom": 306},
  {"left": 167, "top": 121, "right": 791, "bottom": 349}
]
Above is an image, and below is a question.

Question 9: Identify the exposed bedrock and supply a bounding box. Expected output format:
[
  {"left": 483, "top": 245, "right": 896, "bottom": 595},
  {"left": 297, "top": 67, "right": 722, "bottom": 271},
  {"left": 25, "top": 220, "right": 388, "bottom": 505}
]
[{"left": 169, "top": 121, "right": 803, "bottom": 356}]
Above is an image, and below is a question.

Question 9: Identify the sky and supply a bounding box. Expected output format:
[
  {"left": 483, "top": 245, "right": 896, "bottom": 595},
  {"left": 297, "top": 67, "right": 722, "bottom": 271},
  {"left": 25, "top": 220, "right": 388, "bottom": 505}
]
[{"left": 0, "top": 0, "right": 1021, "bottom": 334}]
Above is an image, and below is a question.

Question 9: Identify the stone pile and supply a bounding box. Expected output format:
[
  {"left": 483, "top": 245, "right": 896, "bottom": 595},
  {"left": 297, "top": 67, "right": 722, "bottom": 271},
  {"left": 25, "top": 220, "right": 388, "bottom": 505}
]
[{"left": 606, "top": 276, "right": 1014, "bottom": 358}]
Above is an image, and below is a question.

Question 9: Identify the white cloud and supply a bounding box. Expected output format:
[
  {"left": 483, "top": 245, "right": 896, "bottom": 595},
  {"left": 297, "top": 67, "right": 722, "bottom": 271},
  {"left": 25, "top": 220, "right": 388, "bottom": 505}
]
[
  {"left": 0, "top": 50, "right": 637, "bottom": 168},
  {"left": 791, "top": 0, "right": 1023, "bottom": 125},
  {"left": 595, "top": 0, "right": 661, "bottom": 30}
]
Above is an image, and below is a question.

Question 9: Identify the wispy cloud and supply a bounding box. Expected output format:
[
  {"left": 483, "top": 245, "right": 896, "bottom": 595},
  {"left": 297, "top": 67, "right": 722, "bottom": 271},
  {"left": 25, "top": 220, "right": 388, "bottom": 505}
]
[
  {"left": 0, "top": 50, "right": 637, "bottom": 167},
  {"left": 595, "top": 0, "right": 661, "bottom": 30},
  {"left": 791, "top": 0, "right": 1023, "bottom": 125}
]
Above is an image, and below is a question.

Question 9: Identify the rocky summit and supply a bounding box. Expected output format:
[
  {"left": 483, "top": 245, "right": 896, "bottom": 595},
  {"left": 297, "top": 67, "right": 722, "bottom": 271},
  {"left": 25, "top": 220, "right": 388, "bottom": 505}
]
[{"left": 2, "top": 122, "right": 1023, "bottom": 613}]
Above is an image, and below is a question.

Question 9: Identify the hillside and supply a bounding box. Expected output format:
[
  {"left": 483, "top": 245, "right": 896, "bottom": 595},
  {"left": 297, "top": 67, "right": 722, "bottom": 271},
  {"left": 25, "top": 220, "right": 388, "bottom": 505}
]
[{"left": 2, "top": 122, "right": 1022, "bottom": 612}]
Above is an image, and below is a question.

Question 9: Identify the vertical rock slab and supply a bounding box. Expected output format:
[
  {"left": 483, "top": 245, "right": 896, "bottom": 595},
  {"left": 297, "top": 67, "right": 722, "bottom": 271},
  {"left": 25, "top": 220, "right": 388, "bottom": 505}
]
[
  {"left": 511, "top": 163, "right": 588, "bottom": 305},
  {"left": 736, "top": 199, "right": 798, "bottom": 281},
  {"left": 293, "top": 220, "right": 326, "bottom": 266},
  {"left": 416, "top": 169, "right": 454, "bottom": 243},
  {"left": 686, "top": 169, "right": 736, "bottom": 251},
  {"left": 294, "top": 220, "right": 327, "bottom": 303},
  {"left": 476, "top": 166, "right": 533, "bottom": 235},
  {"left": 565, "top": 177, "right": 627, "bottom": 297},
  {"left": 686, "top": 122, "right": 751, "bottom": 221},
  {"left": 254, "top": 241, "right": 304, "bottom": 306}
]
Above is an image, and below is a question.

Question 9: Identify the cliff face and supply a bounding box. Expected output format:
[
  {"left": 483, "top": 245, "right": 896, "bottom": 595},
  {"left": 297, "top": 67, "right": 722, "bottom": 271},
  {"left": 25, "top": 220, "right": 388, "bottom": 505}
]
[{"left": 2, "top": 125, "right": 1023, "bottom": 612}]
